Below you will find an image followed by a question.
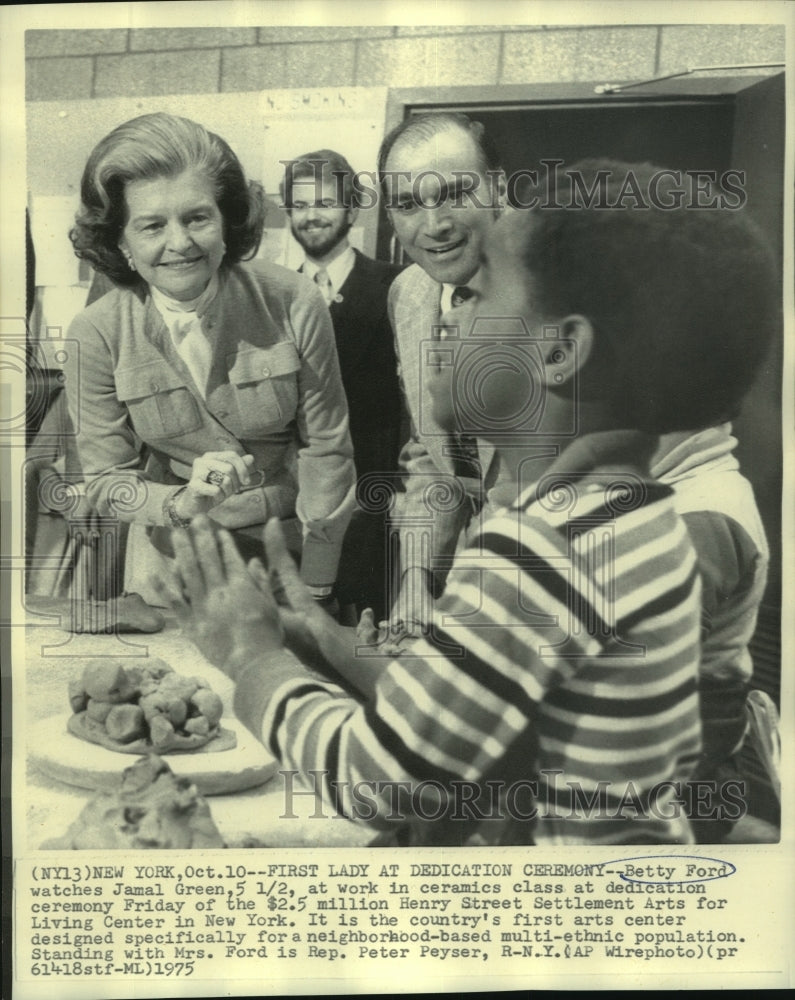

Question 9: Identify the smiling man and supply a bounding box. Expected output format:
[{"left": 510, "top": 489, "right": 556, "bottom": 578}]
[
  {"left": 282, "top": 151, "right": 404, "bottom": 619},
  {"left": 377, "top": 113, "right": 508, "bottom": 633}
]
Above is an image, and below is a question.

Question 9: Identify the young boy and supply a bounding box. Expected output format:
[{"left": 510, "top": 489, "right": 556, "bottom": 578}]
[{"left": 168, "top": 161, "right": 777, "bottom": 846}]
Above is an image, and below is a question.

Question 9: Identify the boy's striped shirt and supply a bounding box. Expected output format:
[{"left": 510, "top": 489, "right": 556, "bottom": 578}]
[{"left": 263, "top": 444, "right": 702, "bottom": 844}]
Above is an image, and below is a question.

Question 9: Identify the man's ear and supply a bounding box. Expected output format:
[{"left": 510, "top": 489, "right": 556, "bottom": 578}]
[
  {"left": 541, "top": 314, "right": 594, "bottom": 387},
  {"left": 347, "top": 204, "right": 360, "bottom": 226}
]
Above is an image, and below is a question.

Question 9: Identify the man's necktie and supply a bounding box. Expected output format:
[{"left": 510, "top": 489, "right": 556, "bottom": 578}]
[
  {"left": 313, "top": 268, "right": 334, "bottom": 306},
  {"left": 447, "top": 285, "right": 482, "bottom": 488},
  {"left": 451, "top": 285, "right": 474, "bottom": 308}
]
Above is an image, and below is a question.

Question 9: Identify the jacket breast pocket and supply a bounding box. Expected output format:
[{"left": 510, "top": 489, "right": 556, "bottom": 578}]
[
  {"left": 227, "top": 342, "right": 301, "bottom": 434},
  {"left": 115, "top": 361, "right": 203, "bottom": 440}
]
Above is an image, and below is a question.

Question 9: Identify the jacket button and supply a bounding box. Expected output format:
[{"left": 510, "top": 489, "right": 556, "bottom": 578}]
[
  {"left": 151, "top": 381, "right": 159, "bottom": 392},
  {"left": 261, "top": 367, "right": 270, "bottom": 376}
]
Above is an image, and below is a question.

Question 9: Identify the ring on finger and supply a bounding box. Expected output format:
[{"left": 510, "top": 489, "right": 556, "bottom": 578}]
[{"left": 206, "top": 470, "right": 225, "bottom": 486}]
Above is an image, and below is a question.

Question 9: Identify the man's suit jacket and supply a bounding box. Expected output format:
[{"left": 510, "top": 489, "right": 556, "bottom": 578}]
[
  {"left": 303, "top": 250, "right": 404, "bottom": 480},
  {"left": 388, "top": 264, "right": 498, "bottom": 617}
]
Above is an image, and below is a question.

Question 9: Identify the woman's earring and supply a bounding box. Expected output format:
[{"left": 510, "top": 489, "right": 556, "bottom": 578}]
[{"left": 126, "top": 254, "right": 136, "bottom": 272}]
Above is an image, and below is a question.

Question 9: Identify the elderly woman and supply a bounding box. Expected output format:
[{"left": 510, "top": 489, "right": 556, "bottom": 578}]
[{"left": 65, "top": 113, "right": 355, "bottom": 606}]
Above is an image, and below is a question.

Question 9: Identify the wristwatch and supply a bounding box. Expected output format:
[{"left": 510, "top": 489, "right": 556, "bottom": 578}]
[{"left": 164, "top": 487, "right": 191, "bottom": 528}]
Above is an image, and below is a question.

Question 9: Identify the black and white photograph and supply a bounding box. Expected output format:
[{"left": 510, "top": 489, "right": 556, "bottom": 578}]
[{"left": 2, "top": 1, "right": 793, "bottom": 996}]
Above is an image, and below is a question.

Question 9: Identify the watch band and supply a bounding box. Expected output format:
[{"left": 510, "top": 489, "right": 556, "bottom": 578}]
[{"left": 164, "top": 486, "right": 191, "bottom": 528}]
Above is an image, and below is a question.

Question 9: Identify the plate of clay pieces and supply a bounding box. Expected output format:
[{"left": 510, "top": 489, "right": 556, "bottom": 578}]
[{"left": 30, "top": 657, "right": 278, "bottom": 794}]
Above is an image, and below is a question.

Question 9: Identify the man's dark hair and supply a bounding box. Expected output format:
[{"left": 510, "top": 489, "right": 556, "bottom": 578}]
[
  {"left": 377, "top": 111, "right": 502, "bottom": 196},
  {"left": 280, "top": 148, "right": 359, "bottom": 210},
  {"left": 522, "top": 159, "right": 779, "bottom": 434}
]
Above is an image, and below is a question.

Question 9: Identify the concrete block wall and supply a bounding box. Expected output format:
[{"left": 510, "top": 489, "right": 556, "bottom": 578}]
[{"left": 25, "top": 23, "right": 785, "bottom": 101}]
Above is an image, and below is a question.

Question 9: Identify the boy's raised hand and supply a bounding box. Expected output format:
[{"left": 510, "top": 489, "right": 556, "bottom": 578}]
[
  {"left": 165, "top": 515, "right": 285, "bottom": 679},
  {"left": 261, "top": 518, "right": 395, "bottom": 701},
  {"left": 259, "top": 518, "right": 346, "bottom": 664}
]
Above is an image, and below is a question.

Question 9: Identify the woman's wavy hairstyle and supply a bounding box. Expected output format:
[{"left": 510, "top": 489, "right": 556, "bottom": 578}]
[{"left": 70, "top": 112, "right": 266, "bottom": 285}]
